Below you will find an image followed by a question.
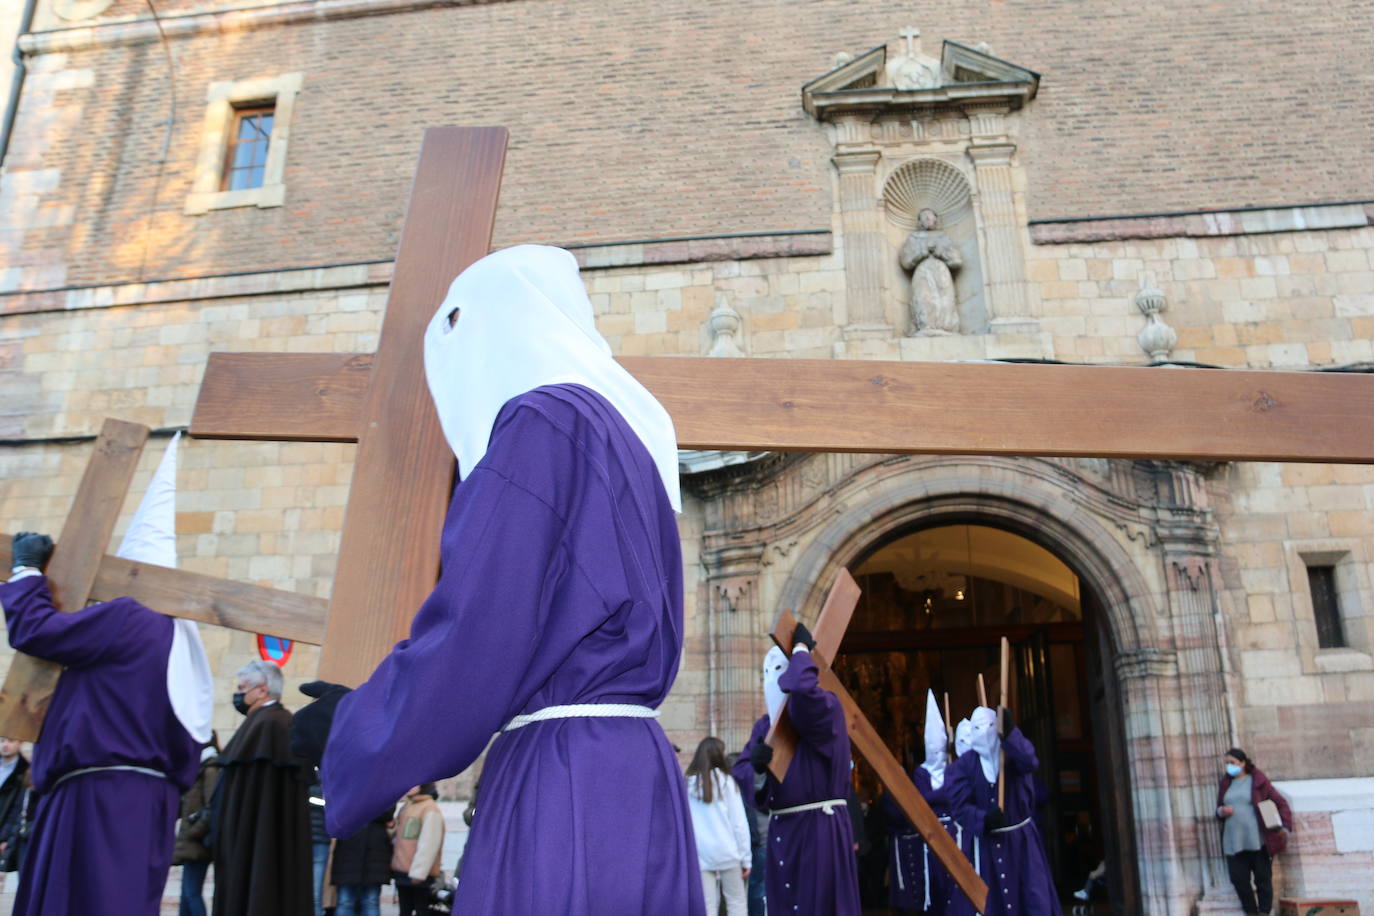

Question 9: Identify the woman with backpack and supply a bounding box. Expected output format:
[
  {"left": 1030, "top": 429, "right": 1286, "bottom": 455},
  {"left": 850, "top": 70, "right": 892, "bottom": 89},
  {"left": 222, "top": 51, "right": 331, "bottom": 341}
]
[{"left": 392, "top": 784, "right": 445, "bottom": 916}]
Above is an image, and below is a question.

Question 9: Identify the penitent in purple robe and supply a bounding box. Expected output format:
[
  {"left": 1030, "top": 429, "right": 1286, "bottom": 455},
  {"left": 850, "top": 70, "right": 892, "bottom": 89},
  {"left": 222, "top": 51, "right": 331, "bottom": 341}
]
[
  {"left": 0, "top": 576, "right": 200, "bottom": 916},
  {"left": 732, "top": 650, "right": 860, "bottom": 916},
  {"left": 885, "top": 767, "right": 975, "bottom": 915},
  {"left": 946, "top": 729, "right": 1062, "bottom": 916},
  {"left": 321, "top": 385, "right": 703, "bottom": 915}
]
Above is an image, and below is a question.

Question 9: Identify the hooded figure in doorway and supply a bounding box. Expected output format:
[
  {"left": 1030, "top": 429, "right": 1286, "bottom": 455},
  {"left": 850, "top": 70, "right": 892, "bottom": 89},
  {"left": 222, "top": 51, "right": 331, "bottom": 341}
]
[
  {"left": 947, "top": 706, "right": 1061, "bottom": 916},
  {"left": 885, "top": 691, "right": 975, "bottom": 916},
  {"left": 290, "top": 245, "right": 702, "bottom": 915},
  {"left": 731, "top": 635, "right": 861, "bottom": 916},
  {"left": 1, "top": 434, "right": 214, "bottom": 915}
]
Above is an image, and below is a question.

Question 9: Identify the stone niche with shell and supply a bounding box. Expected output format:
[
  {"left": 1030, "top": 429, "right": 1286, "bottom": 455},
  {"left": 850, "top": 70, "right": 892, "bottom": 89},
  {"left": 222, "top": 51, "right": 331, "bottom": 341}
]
[{"left": 882, "top": 157, "right": 988, "bottom": 335}]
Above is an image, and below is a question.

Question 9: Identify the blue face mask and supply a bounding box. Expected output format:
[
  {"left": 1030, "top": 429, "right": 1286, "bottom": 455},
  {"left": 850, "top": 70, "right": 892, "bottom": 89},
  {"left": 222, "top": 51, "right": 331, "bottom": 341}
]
[{"left": 1225, "top": 763, "right": 1242, "bottom": 778}]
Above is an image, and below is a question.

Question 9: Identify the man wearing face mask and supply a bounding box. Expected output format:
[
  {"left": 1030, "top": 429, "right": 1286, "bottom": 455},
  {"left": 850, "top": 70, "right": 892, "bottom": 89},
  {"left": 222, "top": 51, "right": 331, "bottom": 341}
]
[
  {"left": 0, "top": 435, "right": 214, "bottom": 915},
  {"left": 946, "top": 706, "right": 1061, "bottom": 916},
  {"left": 211, "top": 660, "right": 313, "bottom": 916},
  {"left": 289, "top": 246, "right": 701, "bottom": 914},
  {"left": 732, "top": 629, "right": 862, "bottom": 916}
]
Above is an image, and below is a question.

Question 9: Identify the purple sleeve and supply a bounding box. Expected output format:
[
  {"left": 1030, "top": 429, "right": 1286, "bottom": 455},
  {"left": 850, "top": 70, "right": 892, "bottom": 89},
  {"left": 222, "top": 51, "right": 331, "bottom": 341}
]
[
  {"left": 321, "top": 409, "right": 624, "bottom": 837},
  {"left": 732, "top": 716, "right": 770, "bottom": 811},
  {"left": 778, "top": 649, "right": 843, "bottom": 751},
  {"left": 1002, "top": 727, "right": 1039, "bottom": 776},
  {"left": 946, "top": 752, "right": 987, "bottom": 836},
  {"left": 0, "top": 576, "right": 136, "bottom": 668}
]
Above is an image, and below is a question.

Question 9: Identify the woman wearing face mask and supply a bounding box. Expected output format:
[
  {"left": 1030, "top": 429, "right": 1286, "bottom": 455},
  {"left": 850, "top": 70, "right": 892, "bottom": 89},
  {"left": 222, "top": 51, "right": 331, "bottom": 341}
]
[{"left": 1215, "top": 748, "right": 1293, "bottom": 915}]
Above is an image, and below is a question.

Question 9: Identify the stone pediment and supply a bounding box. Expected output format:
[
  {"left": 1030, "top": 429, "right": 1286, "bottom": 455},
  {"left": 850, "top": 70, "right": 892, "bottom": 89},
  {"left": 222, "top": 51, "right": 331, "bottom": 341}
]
[{"left": 802, "top": 40, "right": 1040, "bottom": 120}]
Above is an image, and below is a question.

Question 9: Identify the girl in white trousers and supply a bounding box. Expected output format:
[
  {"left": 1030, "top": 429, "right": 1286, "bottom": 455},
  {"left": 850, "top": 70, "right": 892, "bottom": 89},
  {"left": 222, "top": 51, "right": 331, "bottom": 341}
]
[{"left": 686, "top": 737, "right": 751, "bottom": 916}]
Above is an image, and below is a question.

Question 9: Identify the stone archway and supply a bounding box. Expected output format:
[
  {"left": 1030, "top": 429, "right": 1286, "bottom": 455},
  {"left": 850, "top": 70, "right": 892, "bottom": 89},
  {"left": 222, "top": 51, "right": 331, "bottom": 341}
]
[{"left": 694, "top": 453, "right": 1234, "bottom": 914}]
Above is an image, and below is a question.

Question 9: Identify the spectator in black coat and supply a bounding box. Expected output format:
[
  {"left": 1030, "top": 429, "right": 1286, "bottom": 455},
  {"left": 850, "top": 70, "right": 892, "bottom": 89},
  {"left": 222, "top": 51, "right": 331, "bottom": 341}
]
[
  {"left": 331, "top": 808, "right": 393, "bottom": 916},
  {"left": 0, "top": 738, "right": 30, "bottom": 889}
]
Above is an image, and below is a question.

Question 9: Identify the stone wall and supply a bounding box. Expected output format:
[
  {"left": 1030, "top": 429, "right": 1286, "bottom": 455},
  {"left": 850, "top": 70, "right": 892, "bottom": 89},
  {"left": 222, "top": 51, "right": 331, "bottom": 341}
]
[
  {"left": 6, "top": 0, "right": 1374, "bottom": 290},
  {"left": 3, "top": 0, "right": 1374, "bottom": 908}
]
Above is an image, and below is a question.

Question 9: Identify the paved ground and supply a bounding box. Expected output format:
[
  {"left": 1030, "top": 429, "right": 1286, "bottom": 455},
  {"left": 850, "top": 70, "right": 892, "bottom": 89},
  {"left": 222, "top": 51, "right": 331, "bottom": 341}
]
[{"left": 0, "top": 802, "right": 469, "bottom": 915}]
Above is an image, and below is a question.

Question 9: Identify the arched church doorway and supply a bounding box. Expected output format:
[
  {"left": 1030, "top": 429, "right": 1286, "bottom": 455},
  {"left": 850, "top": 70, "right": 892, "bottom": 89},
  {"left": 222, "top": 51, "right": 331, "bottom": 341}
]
[{"left": 833, "top": 521, "right": 1139, "bottom": 915}]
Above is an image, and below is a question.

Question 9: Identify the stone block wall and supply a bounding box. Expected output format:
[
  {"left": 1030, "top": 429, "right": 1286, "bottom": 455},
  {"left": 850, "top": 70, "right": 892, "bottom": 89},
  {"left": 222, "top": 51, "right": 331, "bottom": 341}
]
[{"left": 7, "top": 0, "right": 1374, "bottom": 291}]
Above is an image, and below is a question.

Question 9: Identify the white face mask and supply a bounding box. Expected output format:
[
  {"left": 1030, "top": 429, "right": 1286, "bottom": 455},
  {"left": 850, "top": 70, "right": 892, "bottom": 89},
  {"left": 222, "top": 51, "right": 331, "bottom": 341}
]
[
  {"left": 954, "top": 719, "right": 973, "bottom": 758},
  {"left": 968, "top": 706, "right": 1000, "bottom": 782},
  {"left": 422, "top": 245, "right": 682, "bottom": 510},
  {"left": 762, "top": 646, "right": 788, "bottom": 725}
]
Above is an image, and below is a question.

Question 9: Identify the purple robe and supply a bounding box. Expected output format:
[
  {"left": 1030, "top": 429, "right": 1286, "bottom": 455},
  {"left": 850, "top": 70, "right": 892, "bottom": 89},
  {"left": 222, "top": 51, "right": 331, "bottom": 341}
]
[
  {"left": 0, "top": 575, "right": 200, "bottom": 916},
  {"left": 884, "top": 766, "right": 972, "bottom": 914},
  {"left": 321, "top": 385, "right": 702, "bottom": 915},
  {"left": 731, "top": 651, "right": 860, "bottom": 916},
  {"left": 947, "top": 729, "right": 1062, "bottom": 916}
]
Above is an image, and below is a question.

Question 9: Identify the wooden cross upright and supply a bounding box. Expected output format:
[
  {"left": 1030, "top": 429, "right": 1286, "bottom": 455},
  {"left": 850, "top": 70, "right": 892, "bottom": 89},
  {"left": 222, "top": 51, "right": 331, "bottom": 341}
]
[{"left": 764, "top": 571, "right": 989, "bottom": 913}]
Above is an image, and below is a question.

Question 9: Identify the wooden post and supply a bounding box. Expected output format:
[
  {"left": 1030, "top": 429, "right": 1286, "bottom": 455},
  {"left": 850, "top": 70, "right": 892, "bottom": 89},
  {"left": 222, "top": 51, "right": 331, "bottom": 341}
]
[
  {"left": 944, "top": 692, "right": 954, "bottom": 761},
  {"left": 997, "top": 636, "right": 1009, "bottom": 810}
]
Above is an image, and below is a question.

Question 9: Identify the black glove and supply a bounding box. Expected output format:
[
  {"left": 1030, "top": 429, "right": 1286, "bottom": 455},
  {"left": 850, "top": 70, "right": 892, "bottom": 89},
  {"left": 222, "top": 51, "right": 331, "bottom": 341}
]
[
  {"left": 999, "top": 706, "right": 1015, "bottom": 738},
  {"left": 984, "top": 807, "right": 1007, "bottom": 834},
  {"left": 791, "top": 622, "right": 816, "bottom": 653},
  {"left": 749, "top": 741, "right": 774, "bottom": 774},
  {"left": 10, "top": 532, "right": 54, "bottom": 572},
  {"left": 289, "top": 680, "right": 351, "bottom": 766}
]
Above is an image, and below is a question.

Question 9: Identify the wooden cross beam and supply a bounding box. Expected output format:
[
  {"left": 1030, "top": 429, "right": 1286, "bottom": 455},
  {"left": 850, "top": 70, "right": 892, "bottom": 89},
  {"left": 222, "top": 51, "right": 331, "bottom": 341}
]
[
  {"left": 0, "top": 420, "right": 329, "bottom": 741},
  {"left": 764, "top": 572, "right": 988, "bottom": 914},
  {"left": 193, "top": 355, "right": 1374, "bottom": 462}
]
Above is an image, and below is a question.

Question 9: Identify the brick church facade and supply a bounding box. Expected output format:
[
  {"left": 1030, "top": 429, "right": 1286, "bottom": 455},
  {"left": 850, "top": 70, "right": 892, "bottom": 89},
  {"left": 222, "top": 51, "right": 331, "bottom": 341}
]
[{"left": 1, "top": 1, "right": 1372, "bottom": 911}]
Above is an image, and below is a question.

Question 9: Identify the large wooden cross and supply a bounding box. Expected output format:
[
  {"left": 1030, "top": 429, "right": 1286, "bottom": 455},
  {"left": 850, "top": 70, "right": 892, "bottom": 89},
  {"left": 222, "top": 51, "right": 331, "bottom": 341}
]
[{"left": 2, "top": 127, "right": 1372, "bottom": 872}]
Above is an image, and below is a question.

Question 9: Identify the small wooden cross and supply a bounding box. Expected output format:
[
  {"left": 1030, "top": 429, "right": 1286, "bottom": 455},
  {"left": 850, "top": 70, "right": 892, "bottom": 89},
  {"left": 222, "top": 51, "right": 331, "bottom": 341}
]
[{"left": 764, "top": 571, "right": 989, "bottom": 913}]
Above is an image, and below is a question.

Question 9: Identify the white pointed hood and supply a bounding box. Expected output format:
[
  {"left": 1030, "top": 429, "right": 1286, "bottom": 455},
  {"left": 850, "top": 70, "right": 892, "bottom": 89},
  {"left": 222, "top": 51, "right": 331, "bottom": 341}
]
[
  {"left": 920, "top": 689, "right": 947, "bottom": 788},
  {"left": 117, "top": 433, "right": 214, "bottom": 744},
  {"left": 423, "top": 245, "right": 682, "bottom": 511},
  {"left": 968, "top": 705, "right": 1000, "bottom": 783},
  {"left": 763, "top": 645, "right": 788, "bottom": 725}
]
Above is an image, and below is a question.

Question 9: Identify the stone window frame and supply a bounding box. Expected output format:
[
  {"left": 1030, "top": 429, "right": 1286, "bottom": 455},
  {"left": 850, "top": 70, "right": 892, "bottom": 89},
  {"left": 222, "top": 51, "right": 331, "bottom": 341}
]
[
  {"left": 184, "top": 73, "right": 302, "bottom": 216},
  {"left": 1287, "top": 543, "right": 1373, "bottom": 672}
]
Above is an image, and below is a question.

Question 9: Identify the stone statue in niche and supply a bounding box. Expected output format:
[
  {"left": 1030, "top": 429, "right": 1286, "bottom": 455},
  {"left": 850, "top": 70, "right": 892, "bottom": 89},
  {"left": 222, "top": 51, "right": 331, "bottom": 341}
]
[{"left": 899, "top": 208, "right": 963, "bottom": 335}]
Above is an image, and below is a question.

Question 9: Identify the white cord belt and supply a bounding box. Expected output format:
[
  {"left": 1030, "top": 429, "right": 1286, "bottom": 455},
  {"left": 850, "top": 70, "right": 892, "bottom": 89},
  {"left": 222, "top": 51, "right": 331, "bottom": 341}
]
[
  {"left": 769, "top": 797, "right": 847, "bottom": 816},
  {"left": 52, "top": 764, "right": 166, "bottom": 791},
  {"left": 501, "top": 703, "right": 659, "bottom": 733},
  {"left": 990, "top": 815, "right": 1033, "bottom": 834},
  {"left": 922, "top": 818, "right": 955, "bottom": 907}
]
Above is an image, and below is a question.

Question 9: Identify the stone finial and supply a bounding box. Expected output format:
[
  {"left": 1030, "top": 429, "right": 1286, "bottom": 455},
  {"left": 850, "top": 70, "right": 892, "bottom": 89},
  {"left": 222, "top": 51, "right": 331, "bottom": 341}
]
[
  {"left": 1135, "top": 286, "right": 1177, "bottom": 363},
  {"left": 707, "top": 296, "right": 745, "bottom": 357}
]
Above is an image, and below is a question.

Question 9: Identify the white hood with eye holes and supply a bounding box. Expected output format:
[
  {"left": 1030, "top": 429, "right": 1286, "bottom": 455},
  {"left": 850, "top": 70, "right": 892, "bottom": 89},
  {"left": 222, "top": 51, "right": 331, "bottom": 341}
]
[{"left": 422, "top": 245, "right": 681, "bottom": 511}]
